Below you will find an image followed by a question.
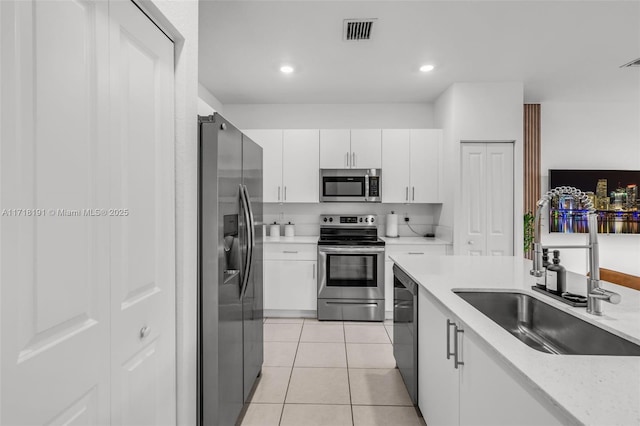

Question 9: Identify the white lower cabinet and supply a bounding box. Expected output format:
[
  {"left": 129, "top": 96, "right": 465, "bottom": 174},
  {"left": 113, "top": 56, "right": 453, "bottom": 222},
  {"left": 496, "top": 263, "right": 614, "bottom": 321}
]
[
  {"left": 264, "top": 244, "right": 317, "bottom": 312},
  {"left": 418, "top": 288, "right": 563, "bottom": 426}
]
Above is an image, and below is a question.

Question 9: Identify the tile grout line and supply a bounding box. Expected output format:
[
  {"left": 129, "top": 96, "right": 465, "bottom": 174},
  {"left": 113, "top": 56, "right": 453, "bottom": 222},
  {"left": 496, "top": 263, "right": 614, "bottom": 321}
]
[
  {"left": 343, "top": 321, "right": 355, "bottom": 426},
  {"left": 276, "top": 319, "right": 304, "bottom": 426}
]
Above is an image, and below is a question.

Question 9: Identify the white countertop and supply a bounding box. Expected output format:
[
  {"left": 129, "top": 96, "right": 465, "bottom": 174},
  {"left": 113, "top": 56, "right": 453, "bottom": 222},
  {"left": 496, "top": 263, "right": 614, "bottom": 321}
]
[
  {"left": 264, "top": 236, "right": 452, "bottom": 246},
  {"left": 391, "top": 255, "right": 640, "bottom": 426},
  {"left": 381, "top": 236, "right": 451, "bottom": 245},
  {"left": 264, "top": 235, "right": 319, "bottom": 244}
]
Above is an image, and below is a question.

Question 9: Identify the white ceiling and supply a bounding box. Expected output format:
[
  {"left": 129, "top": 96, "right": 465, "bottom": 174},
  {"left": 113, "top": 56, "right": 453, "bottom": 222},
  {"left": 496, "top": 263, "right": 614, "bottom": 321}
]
[{"left": 199, "top": 1, "right": 640, "bottom": 104}]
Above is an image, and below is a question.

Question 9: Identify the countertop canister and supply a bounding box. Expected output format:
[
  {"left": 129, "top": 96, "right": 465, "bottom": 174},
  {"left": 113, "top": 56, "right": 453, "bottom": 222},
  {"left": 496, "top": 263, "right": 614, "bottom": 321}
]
[
  {"left": 269, "top": 222, "right": 280, "bottom": 240},
  {"left": 284, "top": 222, "right": 295, "bottom": 237}
]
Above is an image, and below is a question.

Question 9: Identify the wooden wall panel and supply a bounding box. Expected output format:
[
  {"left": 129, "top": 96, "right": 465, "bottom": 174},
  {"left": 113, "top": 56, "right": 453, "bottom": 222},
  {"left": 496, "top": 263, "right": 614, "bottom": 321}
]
[{"left": 524, "top": 104, "right": 541, "bottom": 258}]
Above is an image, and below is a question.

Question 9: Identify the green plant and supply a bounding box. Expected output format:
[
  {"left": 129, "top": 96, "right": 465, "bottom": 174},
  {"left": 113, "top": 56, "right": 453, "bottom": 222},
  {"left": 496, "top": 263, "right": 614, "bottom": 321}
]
[{"left": 524, "top": 211, "right": 536, "bottom": 254}]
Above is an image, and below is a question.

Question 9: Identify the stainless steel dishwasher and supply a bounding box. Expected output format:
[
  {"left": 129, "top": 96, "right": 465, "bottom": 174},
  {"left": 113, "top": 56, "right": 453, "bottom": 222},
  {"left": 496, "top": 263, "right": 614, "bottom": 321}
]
[{"left": 393, "top": 264, "right": 418, "bottom": 406}]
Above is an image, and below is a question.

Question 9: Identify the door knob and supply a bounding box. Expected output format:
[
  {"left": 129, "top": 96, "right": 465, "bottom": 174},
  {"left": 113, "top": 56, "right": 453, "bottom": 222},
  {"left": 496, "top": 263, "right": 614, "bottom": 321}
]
[{"left": 139, "top": 326, "right": 151, "bottom": 340}]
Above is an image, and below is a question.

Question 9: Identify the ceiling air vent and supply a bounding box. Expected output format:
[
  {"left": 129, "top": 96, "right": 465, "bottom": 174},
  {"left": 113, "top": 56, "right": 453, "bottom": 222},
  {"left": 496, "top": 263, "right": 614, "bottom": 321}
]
[
  {"left": 343, "top": 19, "right": 376, "bottom": 41},
  {"left": 620, "top": 58, "right": 640, "bottom": 68}
]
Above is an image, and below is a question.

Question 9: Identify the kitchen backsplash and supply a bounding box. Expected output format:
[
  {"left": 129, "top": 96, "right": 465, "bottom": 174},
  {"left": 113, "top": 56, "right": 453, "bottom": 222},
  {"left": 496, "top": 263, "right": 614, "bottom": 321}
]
[{"left": 263, "top": 203, "right": 445, "bottom": 239}]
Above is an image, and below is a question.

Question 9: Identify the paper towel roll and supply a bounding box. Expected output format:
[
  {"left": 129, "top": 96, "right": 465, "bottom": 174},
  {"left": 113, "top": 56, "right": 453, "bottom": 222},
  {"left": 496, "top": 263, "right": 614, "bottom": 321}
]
[
  {"left": 284, "top": 222, "right": 295, "bottom": 237},
  {"left": 386, "top": 212, "right": 399, "bottom": 237}
]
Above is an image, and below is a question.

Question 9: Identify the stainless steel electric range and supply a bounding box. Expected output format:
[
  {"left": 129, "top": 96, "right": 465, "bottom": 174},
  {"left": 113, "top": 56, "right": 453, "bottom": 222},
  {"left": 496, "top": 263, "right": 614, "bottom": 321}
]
[{"left": 317, "top": 214, "right": 385, "bottom": 322}]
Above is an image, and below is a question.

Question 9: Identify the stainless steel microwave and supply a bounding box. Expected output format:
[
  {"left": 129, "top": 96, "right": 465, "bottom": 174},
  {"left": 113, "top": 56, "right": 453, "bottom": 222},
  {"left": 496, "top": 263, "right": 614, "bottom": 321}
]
[{"left": 320, "top": 169, "right": 381, "bottom": 202}]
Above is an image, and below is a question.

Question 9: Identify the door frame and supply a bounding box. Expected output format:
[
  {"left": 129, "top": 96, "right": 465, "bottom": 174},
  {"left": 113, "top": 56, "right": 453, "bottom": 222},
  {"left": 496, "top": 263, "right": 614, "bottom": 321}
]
[{"left": 456, "top": 140, "right": 518, "bottom": 256}]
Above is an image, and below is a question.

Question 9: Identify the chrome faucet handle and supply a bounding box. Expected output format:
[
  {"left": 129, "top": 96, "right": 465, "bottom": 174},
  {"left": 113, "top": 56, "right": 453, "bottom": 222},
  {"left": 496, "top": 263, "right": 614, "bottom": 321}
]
[
  {"left": 530, "top": 269, "right": 544, "bottom": 278},
  {"left": 589, "top": 287, "right": 621, "bottom": 304}
]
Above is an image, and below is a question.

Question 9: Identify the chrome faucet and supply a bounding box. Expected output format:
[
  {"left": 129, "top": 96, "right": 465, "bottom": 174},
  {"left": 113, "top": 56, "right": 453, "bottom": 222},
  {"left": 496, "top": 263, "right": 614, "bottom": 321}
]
[{"left": 530, "top": 186, "right": 621, "bottom": 315}]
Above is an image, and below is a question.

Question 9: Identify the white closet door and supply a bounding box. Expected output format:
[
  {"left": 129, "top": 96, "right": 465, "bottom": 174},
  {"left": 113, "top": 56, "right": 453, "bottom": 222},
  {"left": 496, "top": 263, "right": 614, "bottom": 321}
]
[
  {"left": 460, "top": 144, "right": 487, "bottom": 255},
  {"left": 459, "top": 143, "right": 514, "bottom": 256},
  {"left": 108, "top": 1, "right": 176, "bottom": 424},
  {"left": 486, "top": 144, "right": 514, "bottom": 256},
  {"left": 1, "top": 1, "right": 111, "bottom": 424}
]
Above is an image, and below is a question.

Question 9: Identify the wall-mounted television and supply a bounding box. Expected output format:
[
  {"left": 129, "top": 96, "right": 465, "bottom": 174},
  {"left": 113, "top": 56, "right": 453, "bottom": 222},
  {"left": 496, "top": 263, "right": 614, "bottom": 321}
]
[{"left": 548, "top": 169, "right": 640, "bottom": 234}]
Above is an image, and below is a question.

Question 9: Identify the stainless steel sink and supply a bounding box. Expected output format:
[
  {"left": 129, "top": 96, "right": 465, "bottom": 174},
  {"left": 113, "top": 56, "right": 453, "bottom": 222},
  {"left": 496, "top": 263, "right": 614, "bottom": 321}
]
[{"left": 454, "top": 291, "right": 640, "bottom": 356}]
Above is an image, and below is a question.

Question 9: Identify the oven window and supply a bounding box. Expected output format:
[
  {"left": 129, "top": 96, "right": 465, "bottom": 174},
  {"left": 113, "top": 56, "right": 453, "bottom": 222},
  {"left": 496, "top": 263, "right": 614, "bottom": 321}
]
[
  {"left": 326, "top": 254, "right": 377, "bottom": 287},
  {"left": 323, "top": 177, "right": 365, "bottom": 197}
]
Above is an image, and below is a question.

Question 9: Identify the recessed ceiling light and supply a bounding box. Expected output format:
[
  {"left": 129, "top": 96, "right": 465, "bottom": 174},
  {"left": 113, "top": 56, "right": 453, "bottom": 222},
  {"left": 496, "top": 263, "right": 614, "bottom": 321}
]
[
  {"left": 420, "top": 65, "right": 435, "bottom": 73},
  {"left": 280, "top": 65, "right": 294, "bottom": 74}
]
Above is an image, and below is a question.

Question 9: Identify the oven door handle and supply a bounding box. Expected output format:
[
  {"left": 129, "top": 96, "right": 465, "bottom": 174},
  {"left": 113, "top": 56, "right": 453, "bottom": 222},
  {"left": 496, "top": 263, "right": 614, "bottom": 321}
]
[{"left": 318, "top": 246, "right": 385, "bottom": 254}]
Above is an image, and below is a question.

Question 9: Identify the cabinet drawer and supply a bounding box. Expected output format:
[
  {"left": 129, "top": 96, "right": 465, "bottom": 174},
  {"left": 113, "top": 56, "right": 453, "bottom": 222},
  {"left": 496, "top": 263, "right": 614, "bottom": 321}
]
[
  {"left": 386, "top": 245, "right": 446, "bottom": 261},
  {"left": 264, "top": 243, "right": 316, "bottom": 261}
]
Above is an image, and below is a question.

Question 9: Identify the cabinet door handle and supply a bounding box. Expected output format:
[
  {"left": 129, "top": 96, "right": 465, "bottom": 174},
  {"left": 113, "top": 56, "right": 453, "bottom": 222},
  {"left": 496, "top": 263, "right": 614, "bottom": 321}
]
[
  {"left": 454, "top": 325, "right": 464, "bottom": 369},
  {"left": 284, "top": 186, "right": 287, "bottom": 201},
  {"left": 282, "top": 250, "right": 298, "bottom": 254},
  {"left": 139, "top": 326, "right": 151, "bottom": 340},
  {"left": 278, "top": 186, "right": 281, "bottom": 201},
  {"left": 412, "top": 186, "right": 415, "bottom": 201},
  {"left": 346, "top": 152, "right": 350, "bottom": 167},
  {"left": 405, "top": 187, "right": 409, "bottom": 201},
  {"left": 446, "top": 319, "right": 455, "bottom": 360},
  {"left": 352, "top": 152, "right": 356, "bottom": 168},
  {"left": 408, "top": 252, "right": 425, "bottom": 255},
  {"left": 312, "top": 263, "right": 316, "bottom": 279}
]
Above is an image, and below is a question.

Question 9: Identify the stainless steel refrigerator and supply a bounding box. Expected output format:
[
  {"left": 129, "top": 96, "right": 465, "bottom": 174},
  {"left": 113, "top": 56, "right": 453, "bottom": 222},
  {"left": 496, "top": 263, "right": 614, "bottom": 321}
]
[{"left": 198, "top": 113, "right": 263, "bottom": 426}]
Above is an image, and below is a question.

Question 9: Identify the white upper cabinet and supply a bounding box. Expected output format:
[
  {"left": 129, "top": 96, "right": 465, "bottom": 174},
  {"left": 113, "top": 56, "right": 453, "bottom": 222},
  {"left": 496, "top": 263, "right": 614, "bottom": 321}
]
[
  {"left": 320, "top": 129, "right": 381, "bottom": 169},
  {"left": 382, "top": 129, "right": 442, "bottom": 203},
  {"left": 319, "top": 129, "right": 350, "bottom": 168},
  {"left": 245, "top": 129, "right": 283, "bottom": 203},
  {"left": 282, "top": 129, "right": 319, "bottom": 203},
  {"left": 381, "top": 130, "right": 411, "bottom": 203},
  {"left": 350, "top": 129, "right": 382, "bottom": 169},
  {"left": 245, "top": 129, "right": 319, "bottom": 203}
]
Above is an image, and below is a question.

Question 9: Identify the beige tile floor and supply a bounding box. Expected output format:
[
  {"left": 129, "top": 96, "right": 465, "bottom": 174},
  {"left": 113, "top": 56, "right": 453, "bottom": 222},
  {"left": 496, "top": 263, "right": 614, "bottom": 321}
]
[{"left": 240, "top": 318, "right": 425, "bottom": 426}]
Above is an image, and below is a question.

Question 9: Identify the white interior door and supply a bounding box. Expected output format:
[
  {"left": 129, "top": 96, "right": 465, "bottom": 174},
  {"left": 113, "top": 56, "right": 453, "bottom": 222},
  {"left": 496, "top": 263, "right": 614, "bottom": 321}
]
[
  {"left": 459, "top": 143, "right": 514, "bottom": 256},
  {"left": 461, "top": 144, "right": 487, "bottom": 255},
  {"left": 108, "top": 1, "right": 176, "bottom": 424},
  {"left": 486, "top": 144, "right": 514, "bottom": 256},
  {"left": 1, "top": 1, "right": 111, "bottom": 424}
]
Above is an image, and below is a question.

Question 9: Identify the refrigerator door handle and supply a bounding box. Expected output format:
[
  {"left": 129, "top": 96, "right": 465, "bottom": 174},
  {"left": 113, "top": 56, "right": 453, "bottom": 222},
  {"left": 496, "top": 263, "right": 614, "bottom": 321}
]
[
  {"left": 239, "top": 185, "right": 252, "bottom": 297},
  {"left": 241, "top": 185, "right": 255, "bottom": 299}
]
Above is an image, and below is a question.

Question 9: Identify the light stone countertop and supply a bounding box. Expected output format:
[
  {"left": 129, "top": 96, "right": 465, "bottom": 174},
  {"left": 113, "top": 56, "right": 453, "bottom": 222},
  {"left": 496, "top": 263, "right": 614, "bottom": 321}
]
[
  {"left": 391, "top": 255, "right": 640, "bottom": 426},
  {"left": 381, "top": 236, "right": 451, "bottom": 245},
  {"left": 263, "top": 236, "right": 319, "bottom": 244}
]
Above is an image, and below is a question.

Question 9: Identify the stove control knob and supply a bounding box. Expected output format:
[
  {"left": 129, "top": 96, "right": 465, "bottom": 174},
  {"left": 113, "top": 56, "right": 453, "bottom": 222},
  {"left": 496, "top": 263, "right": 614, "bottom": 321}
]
[
  {"left": 329, "top": 217, "right": 333, "bottom": 222},
  {"left": 365, "top": 218, "right": 369, "bottom": 222},
  {"left": 323, "top": 217, "right": 328, "bottom": 222},
  {"left": 359, "top": 218, "right": 363, "bottom": 222},
  {"left": 371, "top": 217, "right": 375, "bottom": 223}
]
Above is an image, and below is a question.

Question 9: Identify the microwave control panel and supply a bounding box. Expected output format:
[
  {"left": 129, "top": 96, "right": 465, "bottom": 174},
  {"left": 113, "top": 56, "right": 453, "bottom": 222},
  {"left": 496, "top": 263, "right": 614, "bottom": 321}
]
[{"left": 369, "top": 176, "right": 380, "bottom": 197}]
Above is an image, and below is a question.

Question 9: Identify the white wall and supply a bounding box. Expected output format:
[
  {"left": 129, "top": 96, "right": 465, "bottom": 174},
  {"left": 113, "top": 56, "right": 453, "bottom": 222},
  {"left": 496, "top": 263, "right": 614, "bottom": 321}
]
[
  {"left": 435, "top": 82, "right": 524, "bottom": 256},
  {"left": 222, "top": 103, "right": 434, "bottom": 129},
  {"left": 541, "top": 101, "right": 640, "bottom": 276},
  {"left": 142, "top": 1, "right": 199, "bottom": 424},
  {"left": 265, "top": 203, "right": 442, "bottom": 239},
  {"left": 198, "top": 82, "right": 223, "bottom": 115}
]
